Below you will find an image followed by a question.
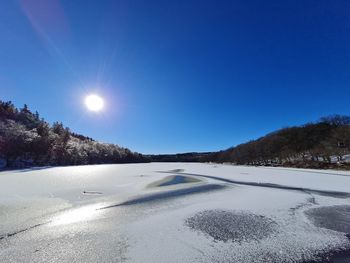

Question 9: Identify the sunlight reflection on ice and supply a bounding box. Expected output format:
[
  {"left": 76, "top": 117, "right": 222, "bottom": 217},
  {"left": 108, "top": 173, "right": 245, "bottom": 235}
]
[{"left": 49, "top": 204, "right": 103, "bottom": 226}]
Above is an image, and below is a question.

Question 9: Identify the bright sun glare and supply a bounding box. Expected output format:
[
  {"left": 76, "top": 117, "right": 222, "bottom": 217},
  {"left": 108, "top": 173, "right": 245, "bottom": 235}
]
[{"left": 85, "top": 94, "right": 104, "bottom": 112}]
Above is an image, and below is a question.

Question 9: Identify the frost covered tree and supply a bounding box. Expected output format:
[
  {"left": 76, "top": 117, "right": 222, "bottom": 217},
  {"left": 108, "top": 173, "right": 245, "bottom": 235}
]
[
  {"left": 208, "top": 115, "right": 350, "bottom": 168},
  {"left": 0, "top": 100, "right": 145, "bottom": 168}
]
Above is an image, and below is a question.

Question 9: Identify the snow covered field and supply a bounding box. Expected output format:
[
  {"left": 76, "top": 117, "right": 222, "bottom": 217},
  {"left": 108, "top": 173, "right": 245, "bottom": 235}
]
[{"left": 1, "top": 163, "right": 350, "bottom": 262}]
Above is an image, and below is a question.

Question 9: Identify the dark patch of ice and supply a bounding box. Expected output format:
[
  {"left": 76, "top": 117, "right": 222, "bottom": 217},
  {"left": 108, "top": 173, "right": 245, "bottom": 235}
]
[
  {"left": 158, "top": 175, "right": 199, "bottom": 186},
  {"left": 302, "top": 248, "right": 350, "bottom": 263},
  {"left": 305, "top": 205, "right": 350, "bottom": 234},
  {"left": 148, "top": 175, "right": 200, "bottom": 188},
  {"left": 186, "top": 210, "right": 277, "bottom": 243}
]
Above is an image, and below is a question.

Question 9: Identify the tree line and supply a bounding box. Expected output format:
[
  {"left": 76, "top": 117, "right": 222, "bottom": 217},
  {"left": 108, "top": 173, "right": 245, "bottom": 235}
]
[
  {"left": 1, "top": 99, "right": 350, "bottom": 169},
  {"left": 205, "top": 115, "right": 350, "bottom": 169},
  {"left": 0, "top": 100, "right": 145, "bottom": 168}
]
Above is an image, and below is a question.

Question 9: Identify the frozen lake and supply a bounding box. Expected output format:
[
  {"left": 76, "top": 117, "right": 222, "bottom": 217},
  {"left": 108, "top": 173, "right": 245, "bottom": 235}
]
[{"left": 1, "top": 163, "right": 350, "bottom": 262}]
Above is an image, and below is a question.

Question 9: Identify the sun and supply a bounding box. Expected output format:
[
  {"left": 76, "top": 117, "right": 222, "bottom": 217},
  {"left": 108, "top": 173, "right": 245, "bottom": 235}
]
[{"left": 85, "top": 94, "right": 104, "bottom": 112}]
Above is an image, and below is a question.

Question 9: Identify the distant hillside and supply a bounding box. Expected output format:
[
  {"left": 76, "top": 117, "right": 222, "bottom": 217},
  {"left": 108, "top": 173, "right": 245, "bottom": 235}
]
[
  {"left": 0, "top": 100, "right": 145, "bottom": 168},
  {"left": 146, "top": 152, "right": 212, "bottom": 163},
  {"left": 206, "top": 115, "right": 350, "bottom": 169}
]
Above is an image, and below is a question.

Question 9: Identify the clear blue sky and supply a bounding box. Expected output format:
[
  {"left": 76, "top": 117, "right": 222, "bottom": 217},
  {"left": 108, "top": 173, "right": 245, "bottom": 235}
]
[{"left": 1, "top": 0, "right": 350, "bottom": 154}]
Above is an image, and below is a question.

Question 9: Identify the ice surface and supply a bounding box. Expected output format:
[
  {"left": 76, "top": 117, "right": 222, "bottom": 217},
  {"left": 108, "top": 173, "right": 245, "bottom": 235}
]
[{"left": 0, "top": 163, "right": 350, "bottom": 262}]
